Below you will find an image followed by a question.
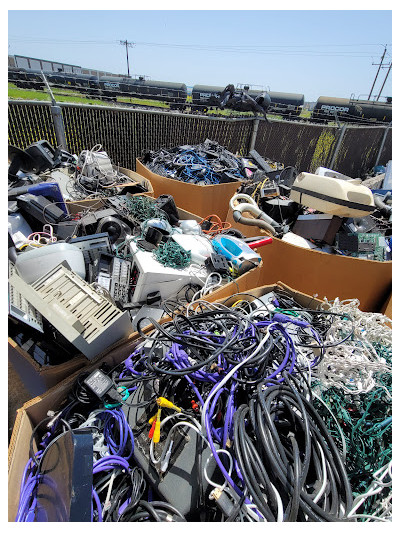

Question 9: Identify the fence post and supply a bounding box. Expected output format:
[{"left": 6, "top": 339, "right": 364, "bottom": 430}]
[
  {"left": 329, "top": 124, "right": 347, "bottom": 168},
  {"left": 41, "top": 71, "right": 68, "bottom": 151},
  {"left": 249, "top": 118, "right": 260, "bottom": 152},
  {"left": 374, "top": 125, "right": 391, "bottom": 167},
  {"left": 50, "top": 105, "right": 68, "bottom": 151}
]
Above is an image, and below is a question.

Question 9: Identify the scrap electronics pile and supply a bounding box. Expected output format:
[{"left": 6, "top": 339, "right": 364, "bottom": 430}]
[
  {"left": 8, "top": 140, "right": 266, "bottom": 365},
  {"left": 230, "top": 160, "right": 392, "bottom": 261},
  {"left": 15, "top": 288, "right": 392, "bottom": 522},
  {"left": 143, "top": 139, "right": 274, "bottom": 185},
  {"left": 9, "top": 139, "right": 392, "bottom": 523}
]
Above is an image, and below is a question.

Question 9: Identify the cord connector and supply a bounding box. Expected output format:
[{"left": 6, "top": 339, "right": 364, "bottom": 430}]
[
  {"left": 156, "top": 397, "right": 181, "bottom": 412},
  {"left": 153, "top": 408, "right": 162, "bottom": 443}
]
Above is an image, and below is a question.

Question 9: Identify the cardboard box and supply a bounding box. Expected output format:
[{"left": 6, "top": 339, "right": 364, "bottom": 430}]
[
  {"left": 380, "top": 290, "right": 392, "bottom": 320},
  {"left": 136, "top": 159, "right": 241, "bottom": 221},
  {"left": 8, "top": 328, "right": 150, "bottom": 521},
  {"left": 210, "top": 281, "right": 327, "bottom": 311},
  {"left": 8, "top": 196, "right": 198, "bottom": 396},
  {"left": 8, "top": 337, "right": 87, "bottom": 398},
  {"left": 225, "top": 206, "right": 392, "bottom": 312},
  {"left": 7, "top": 281, "right": 318, "bottom": 521}
]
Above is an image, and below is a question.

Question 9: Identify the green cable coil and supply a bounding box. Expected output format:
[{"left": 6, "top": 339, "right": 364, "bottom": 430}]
[
  {"left": 125, "top": 195, "right": 168, "bottom": 222},
  {"left": 312, "top": 342, "right": 392, "bottom": 517},
  {"left": 153, "top": 239, "right": 191, "bottom": 269}
]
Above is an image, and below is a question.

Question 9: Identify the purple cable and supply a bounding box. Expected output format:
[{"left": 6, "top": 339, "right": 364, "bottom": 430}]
[
  {"left": 95, "top": 409, "right": 134, "bottom": 460},
  {"left": 16, "top": 475, "right": 41, "bottom": 521},
  {"left": 166, "top": 343, "right": 219, "bottom": 383},
  {"left": 93, "top": 455, "right": 130, "bottom": 474},
  {"left": 222, "top": 383, "right": 236, "bottom": 449},
  {"left": 203, "top": 395, "right": 250, "bottom": 502},
  {"left": 92, "top": 488, "right": 103, "bottom": 522}
]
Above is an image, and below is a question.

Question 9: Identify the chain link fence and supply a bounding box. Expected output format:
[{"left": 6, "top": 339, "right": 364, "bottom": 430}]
[
  {"left": 333, "top": 125, "right": 392, "bottom": 177},
  {"left": 255, "top": 120, "right": 340, "bottom": 173},
  {"left": 8, "top": 100, "right": 391, "bottom": 176},
  {"left": 8, "top": 101, "right": 57, "bottom": 149}
]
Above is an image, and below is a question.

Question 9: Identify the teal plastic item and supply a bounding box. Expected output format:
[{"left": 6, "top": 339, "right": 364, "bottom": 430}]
[
  {"left": 374, "top": 165, "right": 386, "bottom": 175},
  {"left": 211, "top": 235, "right": 261, "bottom": 269}
]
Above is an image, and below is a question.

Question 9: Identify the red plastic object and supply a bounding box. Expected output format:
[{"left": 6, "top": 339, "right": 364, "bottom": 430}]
[{"left": 247, "top": 237, "right": 273, "bottom": 249}]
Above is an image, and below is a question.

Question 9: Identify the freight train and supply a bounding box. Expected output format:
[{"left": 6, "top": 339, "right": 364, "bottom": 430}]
[
  {"left": 311, "top": 96, "right": 392, "bottom": 124},
  {"left": 8, "top": 66, "right": 391, "bottom": 124}
]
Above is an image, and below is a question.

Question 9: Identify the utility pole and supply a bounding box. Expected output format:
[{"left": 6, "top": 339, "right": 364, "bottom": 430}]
[
  {"left": 368, "top": 45, "right": 387, "bottom": 100},
  {"left": 119, "top": 40, "right": 134, "bottom": 77},
  {"left": 377, "top": 62, "right": 392, "bottom": 100}
]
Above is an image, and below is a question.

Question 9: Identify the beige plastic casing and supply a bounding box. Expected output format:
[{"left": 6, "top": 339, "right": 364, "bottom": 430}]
[{"left": 290, "top": 172, "right": 375, "bottom": 218}]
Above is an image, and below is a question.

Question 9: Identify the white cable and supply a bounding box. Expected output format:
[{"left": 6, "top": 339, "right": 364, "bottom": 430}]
[
  {"left": 350, "top": 514, "right": 390, "bottom": 522},
  {"left": 191, "top": 272, "right": 222, "bottom": 303},
  {"left": 103, "top": 471, "right": 116, "bottom": 517},
  {"left": 203, "top": 449, "right": 233, "bottom": 490},
  {"left": 270, "top": 483, "right": 284, "bottom": 522},
  {"left": 149, "top": 413, "right": 203, "bottom": 465},
  {"left": 312, "top": 441, "right": 328, "bottom": 504},
  {"left": 348, "top": 461, "right": 392, "bottom": 517},
  {"left": 185, "top": 299, "right": 231, "bottom": 317}
]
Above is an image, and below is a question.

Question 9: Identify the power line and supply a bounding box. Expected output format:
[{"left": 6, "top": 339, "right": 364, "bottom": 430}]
[
  {"left": 8, "top": 35, "right": 391, "bottom": 48},
  {"left": 8, "top": 36, "right": 390, "bottom": 56}
]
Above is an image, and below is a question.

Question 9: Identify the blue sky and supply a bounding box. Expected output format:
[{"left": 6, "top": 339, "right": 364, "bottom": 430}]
[{"left": 8, "top": 10, "right": 392, "bottom": 102}]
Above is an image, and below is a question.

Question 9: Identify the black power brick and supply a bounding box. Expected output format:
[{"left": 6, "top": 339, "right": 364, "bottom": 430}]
[{"left": 205, "top": 253, "right": 230, "bottom": 275}]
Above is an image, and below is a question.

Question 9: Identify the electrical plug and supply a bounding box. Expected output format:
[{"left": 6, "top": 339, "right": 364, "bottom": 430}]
[
  {"left": 148, "top": 419, "right": 157, "bottom": 440},
  {"left": 272, "top": 312, "right": 309, "bottom": 328},
  {"left": 191, "top": 400, "right": 200, "bottom": 413},
  {"left": 156, "top": 397, "right": 181, "bottom": 412},
  {"left": 148, "top": 413, "right": 157, "bottom": 425},
  {"left": 153, "top": 408, "right": 162, "bottom": 443}
]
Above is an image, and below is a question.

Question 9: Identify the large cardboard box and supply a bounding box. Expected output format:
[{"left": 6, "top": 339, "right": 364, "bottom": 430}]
[
  {"left": 7, "top": 281, "right": 320, "bottom": 522},
  {"left": 380, "top": 291, "right": 392, "bottom": 320},
  {"left": 225, "top": 206, "right": 392, "bottom": 312},
  {"left": 210, "top": 281, "right": 327, "bottom": 311},
  {"left": 136, "top": 159, "right": 241, "bottom": 221},
  {"left": 8, "top": 326, "right": 152, "bottom": 520}
]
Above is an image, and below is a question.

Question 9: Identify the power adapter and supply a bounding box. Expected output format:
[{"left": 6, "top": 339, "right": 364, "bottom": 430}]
[
  {"left": 83, "top": 369, "right": 122, "bottom": 404},
  {"left": 205, "top": 253, "right": 230, "bottom": 275}
]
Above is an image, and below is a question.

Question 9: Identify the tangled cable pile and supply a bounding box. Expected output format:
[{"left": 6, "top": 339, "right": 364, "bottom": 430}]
[
  {"left": 16, "top": 290, "right": 392, "bottom": 522},
  {"left": 143, "top": 139, "right": 245, "bottom": 185},
  {"left": 310, "top": 297, "right": 392, "bottom": 520},
  {"left": 68, "top": 145, "right": 133, "bottom": 199}
]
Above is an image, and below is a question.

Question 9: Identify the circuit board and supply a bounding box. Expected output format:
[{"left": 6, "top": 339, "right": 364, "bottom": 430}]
[{"left": 337, "top": 232, "right": 388, "bottom": 261}]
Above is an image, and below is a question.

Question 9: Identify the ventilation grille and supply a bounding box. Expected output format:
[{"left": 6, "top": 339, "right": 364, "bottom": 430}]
[{"left": 8, "top": 261, "right": 43, "bottom": 332}]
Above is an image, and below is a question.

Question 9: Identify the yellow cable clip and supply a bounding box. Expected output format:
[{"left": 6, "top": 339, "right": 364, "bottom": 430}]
[
  {"left": 153, "top": 408, "right": 162, "bottom": 444},
  {"left": 156, "top": 397, "right": 181, "bottom": 412}
]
